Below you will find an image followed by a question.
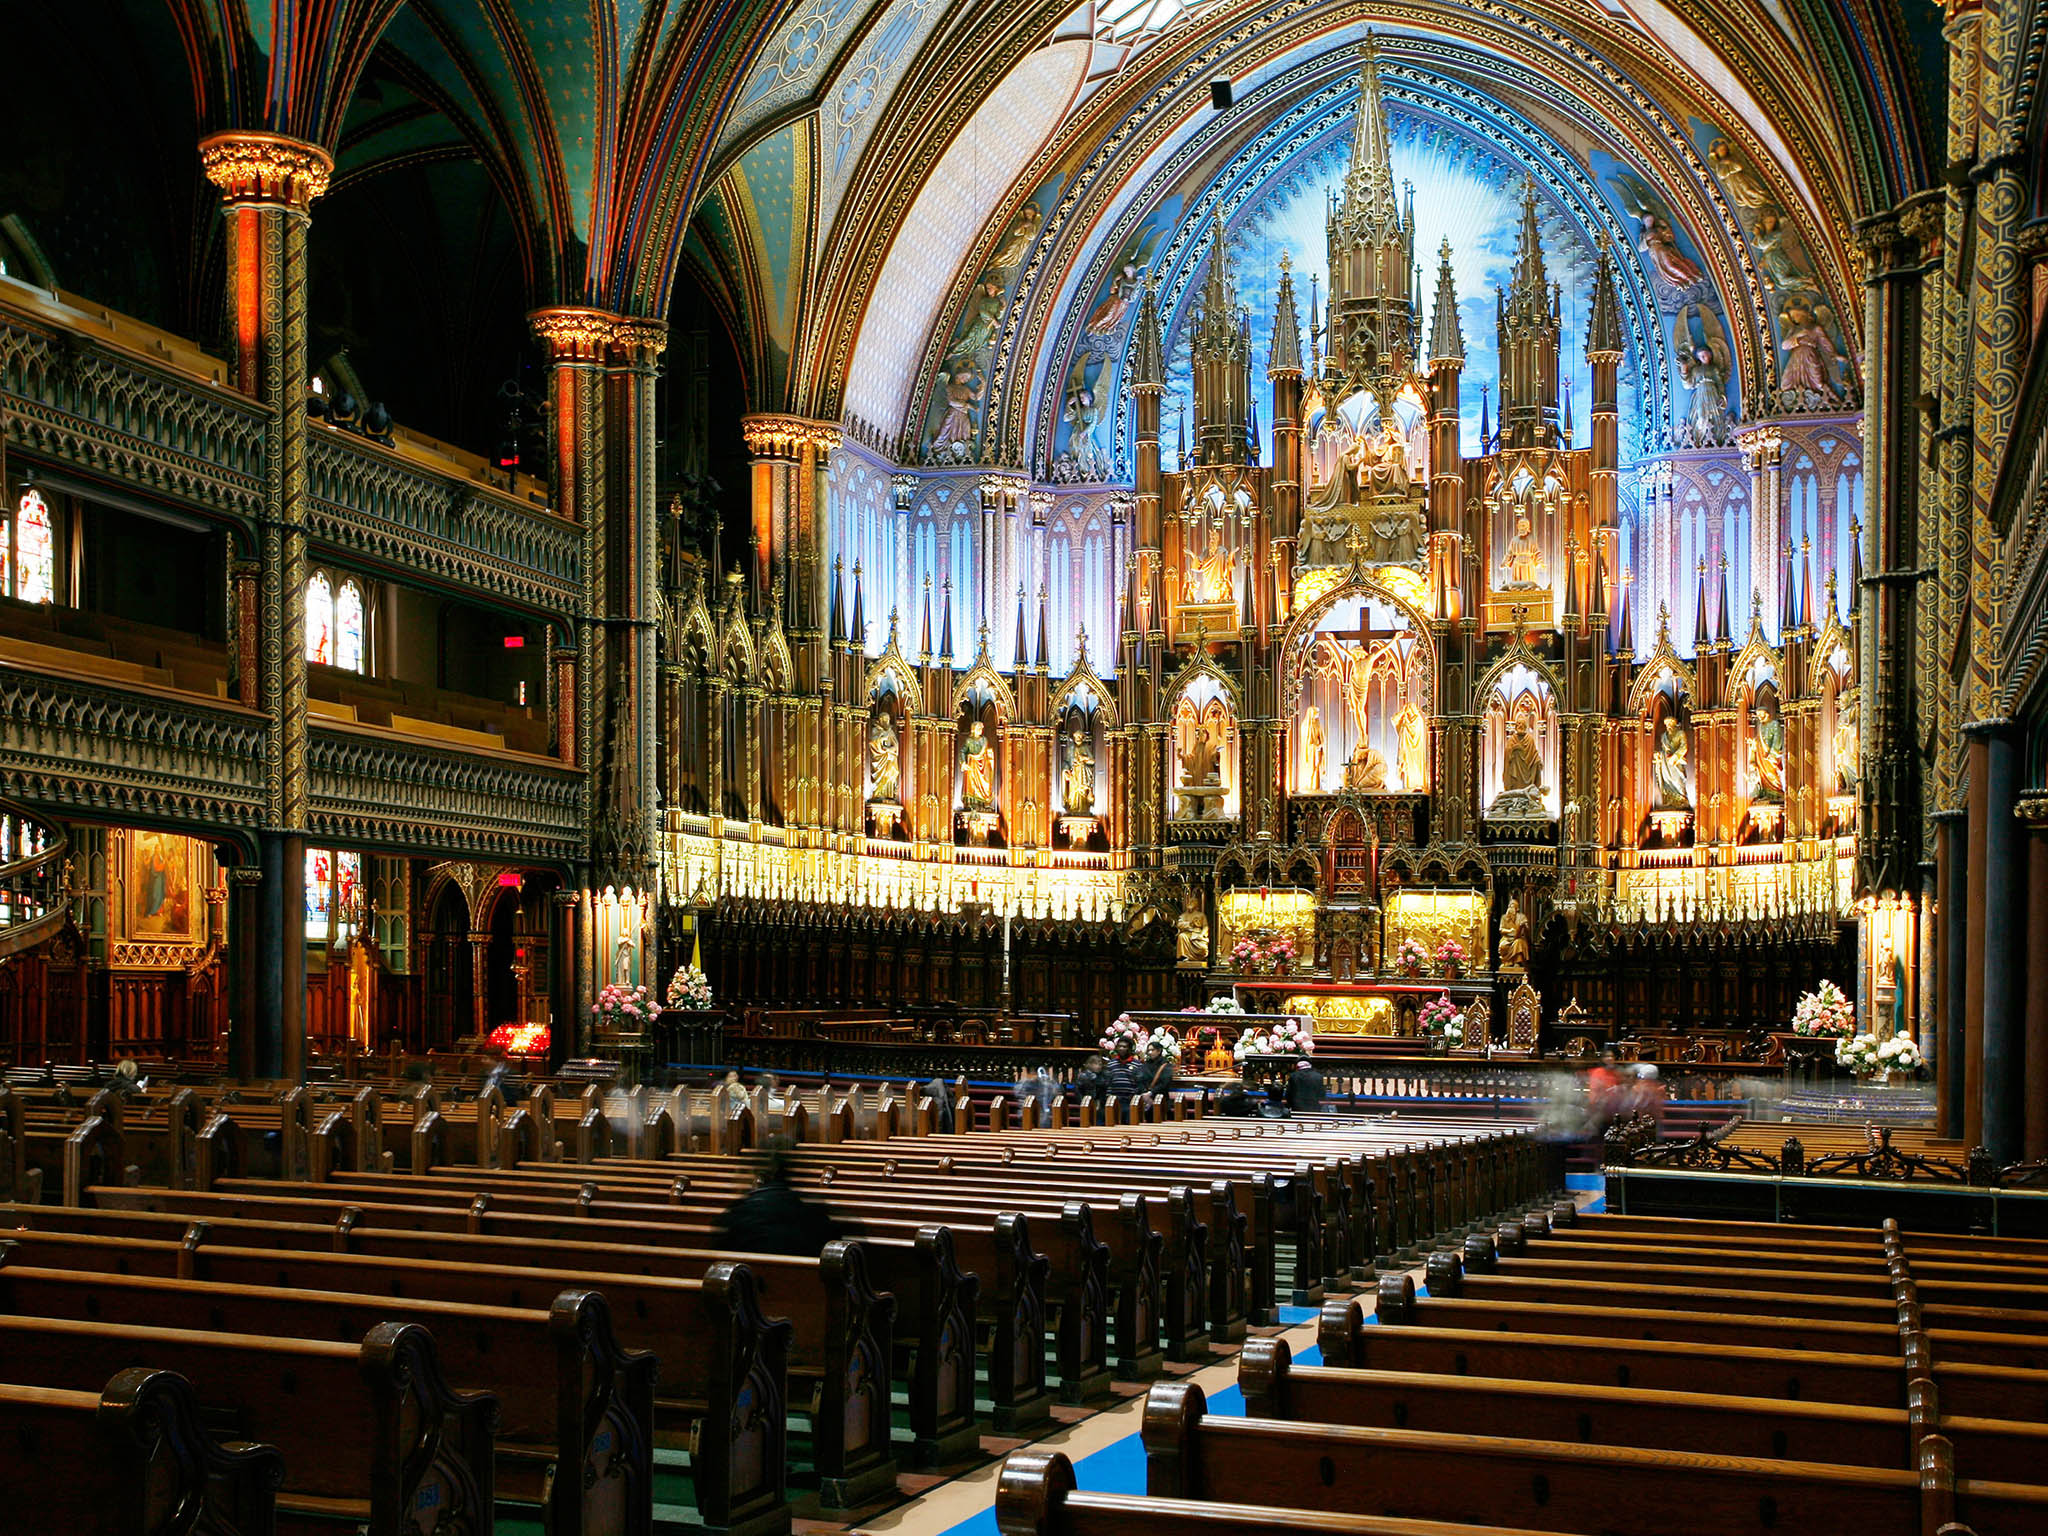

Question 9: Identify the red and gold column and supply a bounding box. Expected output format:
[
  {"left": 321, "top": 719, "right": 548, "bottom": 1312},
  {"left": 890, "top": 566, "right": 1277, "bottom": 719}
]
[{"left": 200, "top": 130, "right": 331, "bottom": 1082}]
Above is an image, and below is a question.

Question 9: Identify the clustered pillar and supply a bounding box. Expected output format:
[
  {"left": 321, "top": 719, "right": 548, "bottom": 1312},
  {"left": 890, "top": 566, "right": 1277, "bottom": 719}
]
[{"left": 200, "top": 130, "right": 331, "bottom": 1082}]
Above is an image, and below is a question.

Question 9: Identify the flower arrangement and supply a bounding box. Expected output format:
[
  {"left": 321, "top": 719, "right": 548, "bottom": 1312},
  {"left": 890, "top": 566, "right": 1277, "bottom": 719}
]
[
  {"left": 591, "top": 982, "right": 655, "bottom": 1032},
  {"left": 1231, "top": 1014, "right": 1315, "bottom": 1062},
  {"left": 1395, "top": 936, "right": 1430, "bottom": 977},
  {"left": 1418, "top": 991, "right": 1459, "bottom": 1036},
  {"left": 1143, "top": 1026, "right": 1183, "bottom": 1059},
  {"left": 1436, "top": 938, "right": 1467, "bottom": 977},
  {"left": 1837, "top": 1031, "right": 1922, "bottom": 1078},
  {"left": 1230, "top": 934, "right": 1298, "bottom": 974},
  {"left": 1206, "top": 994, "right": 1245, "bottom": 1014},
  {"left": 1792, "top": 979, "right": 1855, "bottom": 1038},
  {"left": 665, "top": 964, "right": 714, "bottom": 1011}
]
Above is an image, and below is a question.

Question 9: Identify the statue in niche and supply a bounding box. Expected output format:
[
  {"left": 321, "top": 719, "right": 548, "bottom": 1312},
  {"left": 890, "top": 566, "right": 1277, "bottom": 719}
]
[
  {"left": 1396, "top": 701, "right": 1429, "bottom": 793},
  {"left": 1364, "top": 419, "right": 1411, "bottom": 495},
  {"left": 1302, "top": 706, "right": 1328, "bottom": 792},
  {"left": 868, "top": 715, "right": 901, "bottom": 803},
  {"left": 1497, "top": 892, "right": 1530, "bottom": 972},
  {"left": 960, "top": 719, "right": 995, "bottom": 809},
  {"left": 1489, "top": 714, "right": 1548, "bottom": 818},
  {"left": 1748, "top": 706, "right": 1786, "bottom": 804},
  {"left": 1192, "top": 522, "right": 1233, "bottom": 604},
  {"left": 1347, "top": 743, "right": 1390, "bottom": 792},
  {"left": 1500, "top": 511, "right": 1546, "bottom": 589},
  {"left": 1651, "top": 713, "right": 1691, "bottom": 810},
  {"left": 1832, "top": 697, "right": 1859, "bottom": 795},
  {"left": 1180, "top": 711, "right": 1224, "bottom": 788},
  {"left": 1175, "top": 887, "right": 1211, "bottom": 966},
  {"left": 1061, "top": 725, "right": 1095, "bottom": 816}
]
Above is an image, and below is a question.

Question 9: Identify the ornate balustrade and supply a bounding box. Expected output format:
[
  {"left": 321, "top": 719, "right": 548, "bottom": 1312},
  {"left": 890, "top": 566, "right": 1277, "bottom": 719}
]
[
  {"left": 0, "top": 665, "right": 266, "bottom": 831},
  {"left": 309, "top": 722, "right": 584, "bottom": 862},
  {"left": 1, "top": 288, "right": 581, "bottom": 619},
  {"left": 0, "top": 293, "right": 266, "bottom": 521}
]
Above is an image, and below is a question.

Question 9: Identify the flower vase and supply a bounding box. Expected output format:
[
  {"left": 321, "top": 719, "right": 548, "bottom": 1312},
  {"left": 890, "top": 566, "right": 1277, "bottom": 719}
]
[
  {"left": 1441, "top": 963, "right": 1461, "bottom": 980},
  {"left": 1428, "top": 1034, "right": 1449, "bottom": 1055}
]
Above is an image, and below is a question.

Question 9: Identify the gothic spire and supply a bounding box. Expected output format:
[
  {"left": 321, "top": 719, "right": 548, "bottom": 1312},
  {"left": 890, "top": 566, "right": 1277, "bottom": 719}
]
[
  {"left": 1586, "top": 235, "right": 1624, "bottom": 360},
  {"left": 938, "top": 576, "right": 954, "bottom": 664},
  {"left": 1428, "top": 238, "right": 1464, "bottom": 364},
  {"left": 1131, "top": 275, "right": 1165, "bottom": 389},
  {"left": 1035, "top": 586, "right": 1050, "bottom": 673},
  {"left": 1693, "top": 558, "right": 1711, "bottom": 651},
  {"left": 848, "top": 559, "right": 865, "bottom": 651},
  {"left": 1268, "top": 253, "right": 1303, "bottom": 377},
  {"left": 1338, "top": 33, "right": 1402, "bottom": 242},
  {"left": 919, "top": 574, "right": 933, "bottom": 663},
  {"left": 1013, "top": 583, "right": 1029, "bottom": 669},
  {"left": 828, "top": 556, "right": 845, "bottom": 646},
  {"left": 1616, "top": 571, "right": 1635, "bottom": 653}
]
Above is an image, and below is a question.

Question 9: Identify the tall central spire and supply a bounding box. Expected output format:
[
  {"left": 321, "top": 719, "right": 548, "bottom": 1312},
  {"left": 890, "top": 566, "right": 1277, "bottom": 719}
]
[
  {"left": 1335, "top": 33, "right": 1404, "bottom": 248},
  {"left": 1323, "top": 31, "right": 1419, "bottom": 408}
]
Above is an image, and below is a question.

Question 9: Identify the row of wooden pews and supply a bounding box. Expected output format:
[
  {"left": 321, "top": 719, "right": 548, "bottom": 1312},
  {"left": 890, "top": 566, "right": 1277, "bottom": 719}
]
[
  {"left": 998, "top": 1207, "right": 2048, "bottom": 1536},
  {"left": 1, "top": 1110, "right": 1558, "bottom": 1532}
]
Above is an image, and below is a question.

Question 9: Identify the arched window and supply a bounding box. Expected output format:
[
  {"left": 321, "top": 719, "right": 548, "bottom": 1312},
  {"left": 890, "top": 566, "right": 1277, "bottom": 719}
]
[
  {"left": 334, "top": 579, "right": 366, "bottom": 672},
  {"left": 304, "top": 846, "right": 364, "bottom": 943},
  {"left": 306, "top": 570, "right": 369, "bottom": 673},
  {"left": 306, "top": 574, "right": 334, "bottom": 665},
  {"left": 304, "top": 847, "right": 332, "bottom": 939},
  {"left": 15, "top": 488, "right": 54, "bottom": 605}
]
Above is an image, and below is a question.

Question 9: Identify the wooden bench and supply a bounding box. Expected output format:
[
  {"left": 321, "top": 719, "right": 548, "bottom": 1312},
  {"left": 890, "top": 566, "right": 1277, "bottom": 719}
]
[
  {"left": 0, "top": 1314, "right": 496, "bottom": 1532},
  {"left": 1141, "top": 1378, "right": 2048, "bottom": 1535},
  {"left": 0, "top": 1221, "right": 889, "bottom": 1509},
  {"left": 0, "top": 1262, "right": 672, "bottom": 1536},
  {"left": 0, "top": 1368, "right": 284, "bottom": 1535},
  {"left": 1240, "top": 1334, "right": 2048, "bottom": 1483}
]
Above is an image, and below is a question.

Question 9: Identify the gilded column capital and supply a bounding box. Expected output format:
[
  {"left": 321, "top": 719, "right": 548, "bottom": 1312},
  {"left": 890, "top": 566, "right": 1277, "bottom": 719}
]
[
  {"left": 529, "top": 306, "right": 619, "bottom": 363},
  {"left": 609, "top": 315, "right": 669, "bottom": 367},
  {"left": 741, "top": 414, "right": 842, "bottom": 459},
  {"left": 2016, "top": 796, "right": 2048, "bottom": 827},
  {"left": 1735, "top": 424, "right": 1782, "bottom": 466},
  {"left": 199, "top": 131, "right": 333, "bottom": 208}
]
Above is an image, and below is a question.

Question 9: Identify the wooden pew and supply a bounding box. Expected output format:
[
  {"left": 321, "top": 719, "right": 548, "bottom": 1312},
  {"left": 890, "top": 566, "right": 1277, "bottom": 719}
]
[
  {"left": 0, "top": 1223, "right": 891, "bottom": 1509},
  {"left": 0, "top": 1315, "right": 497, "bottom": 1532},
  {"left": 1239, "top": 1335, "right": 2048, "bottom": 1483},
  {"left": 995, "top": 1447, "right": 1563, "bottom": 1536},
  {"left": 0, "top": 1263, "right": 674, "bottom": 1536},
  {"left": 1140, "top": 1379, "right": 2048, "bottom": 1535},
  {"left": 0, "top": 1368, "right": 284, "bottom": 1535}
]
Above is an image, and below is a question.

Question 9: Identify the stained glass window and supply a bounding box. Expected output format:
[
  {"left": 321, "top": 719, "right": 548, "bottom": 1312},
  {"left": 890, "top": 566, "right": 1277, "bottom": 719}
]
[
  {"left": 304, "top": 847, "right": 332, "bottom": 939},
  {"left": 335, "top": 850, "right": 362, "bottom": 932},
  {"left": 0, "top": 516, "right": 11, "bottom": 601},
  {"left": 306, "top": 574, "right": 334, "bottom": 665},
  {"left": 16, "top": 488, "right": 53, "bottom": 605},
  {"left": 334, "top": 579, "right": 366, "bottom": 673}
]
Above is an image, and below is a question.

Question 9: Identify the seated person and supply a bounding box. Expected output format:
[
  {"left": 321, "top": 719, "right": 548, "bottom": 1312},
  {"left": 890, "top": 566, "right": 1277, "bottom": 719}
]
[{"left": 1284, "top": 1058, "right": 1325, "bottom": 1112}]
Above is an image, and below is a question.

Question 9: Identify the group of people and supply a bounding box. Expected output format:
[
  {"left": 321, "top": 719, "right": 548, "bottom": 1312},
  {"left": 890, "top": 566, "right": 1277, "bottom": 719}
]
[{"left": 1586, "top": 1047, "right": 1665, "bottom": 1133}]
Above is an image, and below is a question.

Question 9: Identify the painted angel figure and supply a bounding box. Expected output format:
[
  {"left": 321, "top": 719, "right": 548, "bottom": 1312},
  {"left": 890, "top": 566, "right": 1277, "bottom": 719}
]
[
  {"left": 1676, "top": 304, "right": 1733, "bottom": 446},
  {"left": 1778, "top": 299, "right": 1845, "bottom": 402}
]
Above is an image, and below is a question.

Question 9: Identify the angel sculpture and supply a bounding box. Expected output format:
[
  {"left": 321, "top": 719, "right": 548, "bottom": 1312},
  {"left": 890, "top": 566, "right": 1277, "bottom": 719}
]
[{"left": 1676, "top": 304, "right": 1733, "bottom": 446}]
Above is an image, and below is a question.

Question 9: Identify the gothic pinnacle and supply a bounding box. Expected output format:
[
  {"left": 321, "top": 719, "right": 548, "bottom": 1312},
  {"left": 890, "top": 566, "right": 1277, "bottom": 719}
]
[
  {"left": 1269, "top": 252, "right": 1303, "bottom": 377},
  {"left": 1429, "top": 238, "right": 1464, "bottom": 364}
]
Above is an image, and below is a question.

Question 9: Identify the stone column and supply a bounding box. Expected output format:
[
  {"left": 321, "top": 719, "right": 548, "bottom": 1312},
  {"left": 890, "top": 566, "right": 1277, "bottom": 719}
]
[
  {"left": 1963, "top": 730, "right": 1989, "bottom": 1149},
  {"left": 2018, "top": 796, "right": 2048, "bottom": 1158},
  {"left": 225, "top": 862, "right": 264, "bottom": 1080},
  {"left": 468, "top": 929, "right": 494, "bottom": 1040},
  {"left": 1980, "top": 721, "right": 2025, "bottom": 1161},
  {"left": 603, "top": 315, "right": 667, "bottom": 892},
  {"left": 201, "top": 131, "right": 330, "bottom": 1083},
  {"left": 1934, "top": 808, "right": 1968, "bottom": 1137}
]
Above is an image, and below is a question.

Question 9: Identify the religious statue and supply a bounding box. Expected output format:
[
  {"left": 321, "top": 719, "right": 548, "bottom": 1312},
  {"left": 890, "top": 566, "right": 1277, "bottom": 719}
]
[
  {"left": 1192, "top": 522, "right": 1233, "bottom": 604},
  {"left": 1636, "top": 209, "right": 1704, "bottom": 291},
  {"left": 1489, "top": 715, "right": 1548, "bottom": 817},
  {"left": 1651, "top": 713, "right": 1690, "bottom": 810},
  {"left": 1364, "top": 420, "right": 1411, "bottom": 495},
  {"left": 1061, "top": 726, "right": 1095, "bottom": 816},
  {"left": 1347, "top": 743, "right": 1389, "bottom": 792},
  {"left": 612, "top": 933, "right": 636, "bottom": 987},
  {"left": 960, "top": 719, "right": 995, "bottom": 809},
  {"left": 868, "top": 715, "right": 901, "bottom": 803},
  {"left": 1676, "top": 304, "right": 1733, "bottom": 446},
  {"left": 1175, "top": 887, "right": 1211, "bottom": 966},
  {"left": 1778, "top": 298, "right": 1844, "bottom": 402},
  {"left": 1302, "top": 706, "right": 1328, "bottom": 792},
  {"left": 1395, "top": 701, "right": 1429, "bottom": 793},
  {"left": 1749, "top": 706, "right": 1785, "bottom": 803},
  {"left": 1497, "top": 892, "right": 1530, "bottom": 972},
  {"left": 1500, "top": 511, "right": 1546, "bottom": 589},
  {"left": 1832, "top": 697, "right": 1859, "bottom": 795},
  {"left": 1181, "top": 714, "right": 1223, "bottom": 787}
]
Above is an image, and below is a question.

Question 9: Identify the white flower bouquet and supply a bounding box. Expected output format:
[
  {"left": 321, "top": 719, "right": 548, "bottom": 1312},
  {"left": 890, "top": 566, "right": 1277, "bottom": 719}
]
[{"left": 1206, "top": 995, "right": 1245, "bottom": 1015}]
